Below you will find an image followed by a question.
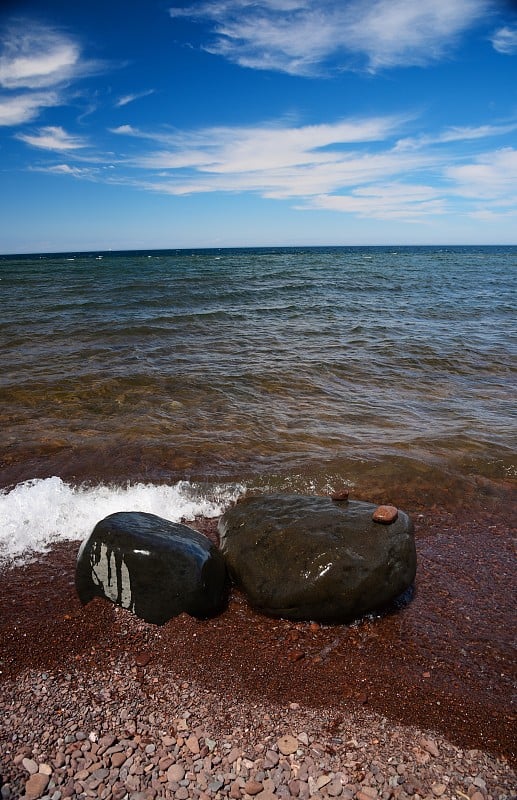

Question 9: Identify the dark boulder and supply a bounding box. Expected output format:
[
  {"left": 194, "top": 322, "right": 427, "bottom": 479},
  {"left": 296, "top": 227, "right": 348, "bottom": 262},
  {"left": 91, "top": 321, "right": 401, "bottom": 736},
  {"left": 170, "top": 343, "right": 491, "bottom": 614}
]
[
  {"left": 76, "top": 511, "right": 229, "bottom": 625},
  {"left": 218, "top": 494, "right": 416, "bottom": 623}
]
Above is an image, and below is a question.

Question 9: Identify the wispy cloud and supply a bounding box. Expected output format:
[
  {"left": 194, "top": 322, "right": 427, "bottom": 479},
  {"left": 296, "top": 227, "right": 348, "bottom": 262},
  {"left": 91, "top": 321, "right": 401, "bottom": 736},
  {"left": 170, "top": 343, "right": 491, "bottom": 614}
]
[
  {"left": 115, "top": 89, "right": 155, "bottom": 108},
  {"left": 35, "top": 163, "right": 96, "bottom": 178},
  {"left": 169, "top": 0, "right": 491, "bottom": 75},
  {"left": 445, "top": 147, "right": 517, "bottom": 203},
  {"left": 0, "top": 20, "right": 105, "bottom": 127},
  {"left": 308, "top": 183, "right": 446, "bottom": 220},
  {"left": 0, "top": 22, "right": 82, "bottom": 89},
  {"left": 490, "top": 24, "right": 517, "bottom": 54},
  {"left": 0, "top": 91, "right": 59, "bottom": 125},
  {"left": 103, "top": 113, "right": 517, "bottom": 221},
  {"left": 16, "top": 125, "right": 88, "bottom": 151},
  {"left": 395, "top": 121, "right": 517, "bottom": 149}
]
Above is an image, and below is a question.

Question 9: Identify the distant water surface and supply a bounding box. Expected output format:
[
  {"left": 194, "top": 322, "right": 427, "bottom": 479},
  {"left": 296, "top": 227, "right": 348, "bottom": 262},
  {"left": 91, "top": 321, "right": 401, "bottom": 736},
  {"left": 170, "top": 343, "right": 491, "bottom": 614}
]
[{"left": 1, "top": 246, "right": 515, "bottom": 560}]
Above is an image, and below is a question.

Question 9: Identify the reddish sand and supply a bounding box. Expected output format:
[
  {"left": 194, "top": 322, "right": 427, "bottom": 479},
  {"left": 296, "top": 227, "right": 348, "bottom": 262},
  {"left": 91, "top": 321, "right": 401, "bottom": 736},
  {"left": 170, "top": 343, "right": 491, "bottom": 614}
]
[{"left": 0, "top": 506, "right": 515, "bottom": 766}]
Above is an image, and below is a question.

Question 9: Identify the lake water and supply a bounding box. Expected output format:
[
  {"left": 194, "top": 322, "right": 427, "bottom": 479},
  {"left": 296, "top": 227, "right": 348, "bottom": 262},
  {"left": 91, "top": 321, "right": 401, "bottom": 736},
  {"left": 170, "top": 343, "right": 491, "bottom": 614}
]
[{"left": 1, "top": 246, "right": 515, "bottom": 561}]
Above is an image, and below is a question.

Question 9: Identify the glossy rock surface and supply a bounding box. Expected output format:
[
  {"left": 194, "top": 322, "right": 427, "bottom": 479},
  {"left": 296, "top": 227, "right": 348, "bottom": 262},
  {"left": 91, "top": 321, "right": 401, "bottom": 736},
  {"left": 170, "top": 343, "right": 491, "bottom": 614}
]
[
  {"left": 218, "top": 494, "right": 416, "bottom": 623},
  {"left": 76, "top": 511, "right": 228, "bottom": 624}
]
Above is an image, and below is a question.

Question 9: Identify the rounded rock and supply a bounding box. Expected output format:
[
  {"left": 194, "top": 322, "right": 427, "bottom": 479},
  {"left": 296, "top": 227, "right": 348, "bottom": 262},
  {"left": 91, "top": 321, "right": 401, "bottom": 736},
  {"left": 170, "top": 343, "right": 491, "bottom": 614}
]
[
  {"left": 276, "top": 735, "right": 299, "bottom": 756},
  {"left": 372, "top": 505, "right": 398, "bottom": 524}
]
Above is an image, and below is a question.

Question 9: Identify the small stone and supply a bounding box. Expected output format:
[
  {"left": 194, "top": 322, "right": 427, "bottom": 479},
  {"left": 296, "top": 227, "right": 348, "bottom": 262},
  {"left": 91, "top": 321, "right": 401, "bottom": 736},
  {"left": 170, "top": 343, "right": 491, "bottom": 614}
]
[
  {"left": 331, "top": 489, "right": 349, "bottom": 502},
  {"left": 25, "top": 772, "right": 50, "bottom": 800},
  {"left": 276, "top": 735, "right": 298, "bottom": 755},
  {"left": 38, "top": 763, "right": 52, "bottom": 776},
  {"left": 167, "top": 764, "right": 186, "bottom": 783},
  {"left": 357, "top": 789, "right": 377, "bottom": 800},
  {"left": 470, "top": 793, "right": 485, "bottom": 800},
  {"left": 176, "top": 788, "right": 189, "bottom": 800},
  {"left": 227, "top": 747, "right": 241, "bottom": 764},
  {"left": 22, "top": 758, "right": 39, "bottom": 775},
  {"left": 419, "top": 737, "right": 440, "bottom": 758},
  {"left": 111, "top": 752, "right": 127, "bottom": 768},
  {"left": 244, "top": 780, "right": 264, "bottom": 795},
  {"left": 431, "top": 783, "right": 447, "bottom": 797},
  {"left": 186, "top": 735, "right": 200, "bottom": 754},
  {"left": 327, "top": 779, "right": 343, "bottom": 797},
  {"left": 372, "top": 505, "right": 398, "bottom": 523},
  {"left": 316, "top": 774, "right": 332, "bottom": 789},
  {"left": 230, "top": 780, "right": 242, "bottom": 799}
]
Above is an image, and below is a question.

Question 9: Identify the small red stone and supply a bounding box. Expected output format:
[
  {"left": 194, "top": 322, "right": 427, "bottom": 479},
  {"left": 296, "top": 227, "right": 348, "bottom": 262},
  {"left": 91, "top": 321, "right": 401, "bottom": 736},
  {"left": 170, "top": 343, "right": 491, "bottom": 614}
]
[
  {"left": 135, "top": 652, "right": 151, "bottom": 667},
  {"left": 372, "top": 505, "right": 398, "bottom": 523}
]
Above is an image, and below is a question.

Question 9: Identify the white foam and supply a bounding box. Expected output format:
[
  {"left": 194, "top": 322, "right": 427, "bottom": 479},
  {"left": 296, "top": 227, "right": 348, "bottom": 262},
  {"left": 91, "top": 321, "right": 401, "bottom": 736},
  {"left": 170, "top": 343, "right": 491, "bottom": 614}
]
[{"left": 0, "top": 476, "right": 244, "bottom": 566}]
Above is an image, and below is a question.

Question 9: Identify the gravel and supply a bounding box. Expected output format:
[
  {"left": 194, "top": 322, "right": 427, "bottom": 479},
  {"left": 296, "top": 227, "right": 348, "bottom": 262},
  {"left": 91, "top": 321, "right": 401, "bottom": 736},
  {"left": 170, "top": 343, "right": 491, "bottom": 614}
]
[{"left": 0, "top": 654, "right": 514, "bottom": 800}]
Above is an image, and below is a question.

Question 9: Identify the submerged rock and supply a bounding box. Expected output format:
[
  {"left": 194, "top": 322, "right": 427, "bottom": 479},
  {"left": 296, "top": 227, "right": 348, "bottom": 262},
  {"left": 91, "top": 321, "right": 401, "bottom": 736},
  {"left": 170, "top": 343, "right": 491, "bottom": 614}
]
[
  {"left": 218, "top": 494, "right": 416, "bottom": 623},
  {"left": 76, "top": 511, "right": 229, "bottom": 624}
]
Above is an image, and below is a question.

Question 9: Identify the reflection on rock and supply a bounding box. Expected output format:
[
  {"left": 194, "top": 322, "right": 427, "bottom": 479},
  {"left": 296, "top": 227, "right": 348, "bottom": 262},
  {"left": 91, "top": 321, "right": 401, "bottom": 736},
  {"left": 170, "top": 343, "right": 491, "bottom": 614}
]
[
  {"left": 218, "top": 494, "right": 416, "bottom": 624},
  {"left": 76, "top": 511, "right": 229, "bottom": 624}
]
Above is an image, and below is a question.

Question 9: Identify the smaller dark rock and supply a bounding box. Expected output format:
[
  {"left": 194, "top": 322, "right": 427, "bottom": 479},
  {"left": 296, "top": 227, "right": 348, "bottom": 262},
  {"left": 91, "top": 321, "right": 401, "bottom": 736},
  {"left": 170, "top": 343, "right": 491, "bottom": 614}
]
[{"left": 76, "top": 511, "right": 229, "bottom": 625}]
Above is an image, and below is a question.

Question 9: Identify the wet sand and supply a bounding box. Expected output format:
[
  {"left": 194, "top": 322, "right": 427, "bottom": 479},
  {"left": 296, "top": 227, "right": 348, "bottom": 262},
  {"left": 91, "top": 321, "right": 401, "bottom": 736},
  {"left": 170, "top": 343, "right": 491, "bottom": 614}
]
[{"left": 0, "top": 504, "right": 515, "bottom": 767}]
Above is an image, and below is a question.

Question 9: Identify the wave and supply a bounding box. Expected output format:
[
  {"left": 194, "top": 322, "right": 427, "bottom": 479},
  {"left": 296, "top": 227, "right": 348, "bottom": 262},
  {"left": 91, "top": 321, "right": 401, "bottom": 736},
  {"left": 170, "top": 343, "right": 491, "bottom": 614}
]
[{"left": 0, "top": 476, "right": 244, "bottom": 566}]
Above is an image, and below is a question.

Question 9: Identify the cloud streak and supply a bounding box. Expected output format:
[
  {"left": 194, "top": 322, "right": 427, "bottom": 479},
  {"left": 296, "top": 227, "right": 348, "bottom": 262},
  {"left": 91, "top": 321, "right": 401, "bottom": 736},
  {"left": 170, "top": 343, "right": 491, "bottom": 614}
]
[
  {"left": 115, "top": 89, "right": 155, "bottom": 108},
  {"left": 16, "top": 126, "right": 88, "bottom": 151},
  {"left": 169, "top": 0, "right": 492, "bottom": 75}
]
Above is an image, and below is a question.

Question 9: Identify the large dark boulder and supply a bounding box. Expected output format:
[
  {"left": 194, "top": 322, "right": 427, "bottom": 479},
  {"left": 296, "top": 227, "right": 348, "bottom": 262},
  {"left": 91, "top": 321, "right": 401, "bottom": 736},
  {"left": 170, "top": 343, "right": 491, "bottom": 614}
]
[
  {"left": 76, "top": 511, "right": 229, "bottom": 625},
  {"left": 218, "top": 494, "right": 416, "bottom": 624}
]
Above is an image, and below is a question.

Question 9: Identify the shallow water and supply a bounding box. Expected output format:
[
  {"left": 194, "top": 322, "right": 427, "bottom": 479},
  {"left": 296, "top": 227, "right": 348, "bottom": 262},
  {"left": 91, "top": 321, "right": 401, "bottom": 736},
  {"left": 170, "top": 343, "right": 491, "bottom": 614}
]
[{"left": 1, "top": 246, "right": 515, "bottom": 560}]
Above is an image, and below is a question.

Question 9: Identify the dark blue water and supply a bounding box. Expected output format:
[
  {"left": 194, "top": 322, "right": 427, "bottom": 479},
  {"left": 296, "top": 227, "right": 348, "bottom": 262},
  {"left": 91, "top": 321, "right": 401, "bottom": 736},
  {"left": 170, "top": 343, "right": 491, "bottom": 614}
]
[{"left": 1, "top": 246, "right": 515, "bottom": 501}]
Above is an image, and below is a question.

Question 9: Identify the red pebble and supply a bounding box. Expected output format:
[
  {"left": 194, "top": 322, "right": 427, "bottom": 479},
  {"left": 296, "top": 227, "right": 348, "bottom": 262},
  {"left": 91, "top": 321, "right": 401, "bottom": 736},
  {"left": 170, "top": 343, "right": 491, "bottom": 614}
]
[{"left": 372, "top": 505, "right": 398, "bottom": 523}]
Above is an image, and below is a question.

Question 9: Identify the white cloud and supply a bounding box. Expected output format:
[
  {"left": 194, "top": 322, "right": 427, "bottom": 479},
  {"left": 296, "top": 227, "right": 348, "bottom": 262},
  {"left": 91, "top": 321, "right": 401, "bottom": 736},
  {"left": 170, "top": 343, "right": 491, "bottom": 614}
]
[
  {"left": 114, "top": 115, "right": 409, "bottom": 174},
  {"left": 16, "top": 126, "right": 87, "bottom": 151},
  {"left": 169, "top": 0, "right": 491, "bottom": 75},
  {"left": 39, "top": 163, "right": 93, "bottom": 177},
  {"left": 491, "top": 25, "right": 517, "bottom": 54},
  {"left": 0, "top": 23, "right": 81, "bottom": 89},
  {"left": 103, "top": 114, "right": 517, "bottom": 222},
  {"left": 0, "top": 91, "right": 58, "bottom": 125},
  {"left": 111, "top": 115, "right": 437, "bottom": 205},
  {"left": 115, "top": 89, "right": 155, "bottom": 108},
  {"left": 445, "top": 147, "right": 517, "bottom": 200},
  {"left": 308, "top": 183, "right": 446, "bottom": 220},
  {"left": 395, "top": 121, "right": 517, "bottom": 149},
  {"left": 0, "top": 20, "right": 106, "bottom": 128}
]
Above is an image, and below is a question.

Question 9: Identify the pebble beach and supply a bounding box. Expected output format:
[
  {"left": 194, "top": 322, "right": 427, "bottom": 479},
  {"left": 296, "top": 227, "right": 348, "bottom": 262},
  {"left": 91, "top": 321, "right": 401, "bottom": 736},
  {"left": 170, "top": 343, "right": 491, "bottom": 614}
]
[{"left": 0, "top": 507, "right": 515, "bottom": 800}]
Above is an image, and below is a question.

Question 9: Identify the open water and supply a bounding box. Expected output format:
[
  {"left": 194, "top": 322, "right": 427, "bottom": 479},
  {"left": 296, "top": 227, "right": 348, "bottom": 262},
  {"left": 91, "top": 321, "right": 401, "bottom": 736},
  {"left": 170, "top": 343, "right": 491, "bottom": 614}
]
[{"left": 1, "top": 246, "right": 515, "bottom": 562}]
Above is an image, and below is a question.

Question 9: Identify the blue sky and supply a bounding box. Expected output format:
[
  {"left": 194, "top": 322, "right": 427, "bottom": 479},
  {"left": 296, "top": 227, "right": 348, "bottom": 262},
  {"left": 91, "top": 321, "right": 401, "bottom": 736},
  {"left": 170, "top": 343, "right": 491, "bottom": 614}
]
[{"left": 1, "top": 0, "right": 516, "bottom": 252}]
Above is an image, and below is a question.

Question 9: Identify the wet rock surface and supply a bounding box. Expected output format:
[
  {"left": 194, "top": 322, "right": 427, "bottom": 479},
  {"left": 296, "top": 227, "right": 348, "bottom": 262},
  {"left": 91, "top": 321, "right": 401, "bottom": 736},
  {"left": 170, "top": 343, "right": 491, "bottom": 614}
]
[
  {"left": 76, "top": 512, "right": 229, "bottom": 624},
  {"left": 218, "top": 495, "right": 416, "bottom": 623}
]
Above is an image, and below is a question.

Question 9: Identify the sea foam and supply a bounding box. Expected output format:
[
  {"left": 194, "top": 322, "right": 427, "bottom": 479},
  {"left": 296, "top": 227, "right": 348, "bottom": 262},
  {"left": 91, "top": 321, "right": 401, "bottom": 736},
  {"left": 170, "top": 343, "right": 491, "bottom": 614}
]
[{"left": 0, "top": 476, "right": 244, "bottom": 566}]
